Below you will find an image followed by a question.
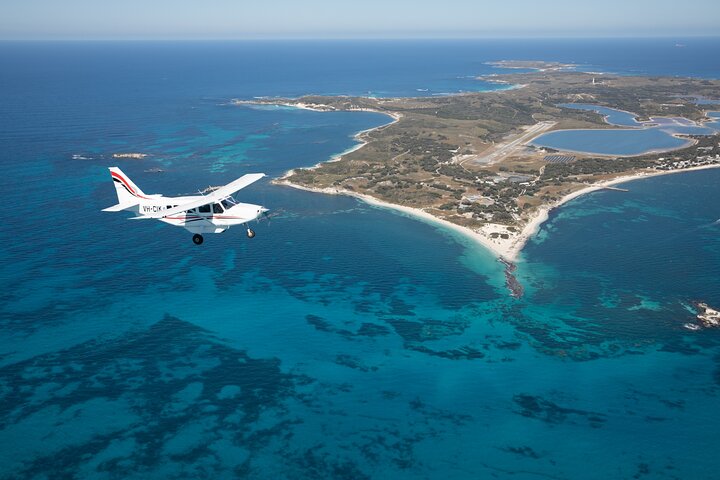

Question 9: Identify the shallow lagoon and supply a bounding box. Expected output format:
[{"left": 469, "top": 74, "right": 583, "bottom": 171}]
[{"left": 532, "top": 103, "right": 719, "bottom": 156}]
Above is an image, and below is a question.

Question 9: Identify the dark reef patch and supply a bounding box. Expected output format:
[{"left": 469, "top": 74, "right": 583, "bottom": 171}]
[
  {"left": 334, "top": 354, "right": 378, "bottom": 372},
  {"left": 633, "top": 462, "right": 651, "bottom": 478},
  {"left": 306, "top": 314, "right": 334, "bottom": 332},
  {"left": 513, "top": 394, "right": 607, "bottom": 428},
  {"left": 0, "top": 314, "right": 308, "bottom": 478},
  {"left": 357, "top": 322, "right": 391, "bottom": 337},
  {"left": 296, "top": 445, "right": 371, "bottom": 480},
  {"left": 387, "top": 297, "right": 416, "bottom": 316},
  {"left": 499, "top": 445, "right": 542, "bottom": 459},
  {"left": 409, "top": 397, "right": 473, "bottom": 426},
  {"left": 387, "top": 316, "right": 469, "bottom": 343},
  {"left": 305, "top": 314, "right": 390, "bottom": 340},
  {"left": 406, "top": 344, "right": 485, "bottom": 360}
]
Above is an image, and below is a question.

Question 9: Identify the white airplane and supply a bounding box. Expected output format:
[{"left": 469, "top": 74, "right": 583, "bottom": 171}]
[{"left": 103, "top": 167, "right": 268, "bottom": 245}]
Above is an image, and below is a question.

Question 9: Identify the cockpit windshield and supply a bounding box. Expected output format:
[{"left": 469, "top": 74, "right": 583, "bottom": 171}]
[{"left": 221, "top": 196, "right": 237, "bottom": 210}]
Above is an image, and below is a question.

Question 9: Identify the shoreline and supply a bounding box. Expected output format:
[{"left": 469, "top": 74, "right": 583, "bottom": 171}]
[
  {"left": 236, "top": 98, "right": 402, "bottom": 170},
  {"left": 485, "top": 163, "right": 720, "bottom": 261},
  {"left": 275, "top": 106, "right": 401, "bottom": 179},
  {"left": 276, "top": 164, "right": 720, "bottom": 262},
  {"left": 274, "top": 177, "right": 518, "bottom": 259}
]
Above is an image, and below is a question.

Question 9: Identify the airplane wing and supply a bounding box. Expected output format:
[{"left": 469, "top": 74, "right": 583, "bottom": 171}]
[
  {"left": 142, "top": 173, "right": 265, "bottom": 219},
  {"left": 210, "top": 173, "right": 266, "bottom": 200}
]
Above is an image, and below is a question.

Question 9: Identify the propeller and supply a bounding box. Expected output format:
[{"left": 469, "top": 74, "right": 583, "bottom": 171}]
[{"left": 258, "top": 208, "right": 283, "bottom": 226}]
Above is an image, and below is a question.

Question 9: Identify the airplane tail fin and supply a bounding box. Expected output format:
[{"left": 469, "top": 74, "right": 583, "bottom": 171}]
[{"left": 103, "top": 167, "right": 147, "bottom": 212}]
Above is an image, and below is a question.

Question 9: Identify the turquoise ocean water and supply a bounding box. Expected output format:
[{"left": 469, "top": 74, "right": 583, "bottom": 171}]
[{"left": 1, "top": 39, "right": 719, "bottom": 479}]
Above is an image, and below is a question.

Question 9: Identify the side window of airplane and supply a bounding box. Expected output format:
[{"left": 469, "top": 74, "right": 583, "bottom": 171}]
[
  {"left": 198, "top": 204, "right": 211, "bottom": 213},
  {"left": 213, "top": 203, "right": 224, "bottom": 214}
]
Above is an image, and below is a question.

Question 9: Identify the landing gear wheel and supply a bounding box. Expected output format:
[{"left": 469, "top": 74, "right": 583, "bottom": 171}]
[
  {"left": 192, "top": 234, "right": 204, "bottom": 245},
  {"left": 246, "top": 228, "right": 255, "bottom": 239}
]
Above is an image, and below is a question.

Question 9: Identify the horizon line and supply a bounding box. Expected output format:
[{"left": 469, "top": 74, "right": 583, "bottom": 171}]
[{"left": 2, "top": 34, "right": 720, "bottom": 42}]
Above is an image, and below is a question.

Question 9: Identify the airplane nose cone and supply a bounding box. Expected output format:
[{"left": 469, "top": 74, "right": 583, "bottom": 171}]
[{"left": 259, "top": 207, "right": 269, "bottom": 214}]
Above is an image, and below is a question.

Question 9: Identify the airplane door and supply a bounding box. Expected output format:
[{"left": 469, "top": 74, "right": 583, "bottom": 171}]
[{"left": 198, "top": 204, "right": 212, "bottom": 218}]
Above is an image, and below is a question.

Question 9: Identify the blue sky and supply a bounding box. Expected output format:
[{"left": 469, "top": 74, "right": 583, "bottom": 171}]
[{"left": 1, "top": 0, "right": 719, "bottom": 39}]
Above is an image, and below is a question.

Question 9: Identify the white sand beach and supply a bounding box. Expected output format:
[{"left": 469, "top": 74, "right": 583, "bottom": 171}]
[{"left": 277, "top": 164, "right": 720, "bottom": 263}]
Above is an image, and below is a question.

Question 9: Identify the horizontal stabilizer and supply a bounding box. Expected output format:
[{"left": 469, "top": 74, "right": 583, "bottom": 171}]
[
  {"left": 128, "top": 216, "right": 153, "bottom": 220},
  {"left": 102, "top": 202, "right": 139, "bottom": 212}
]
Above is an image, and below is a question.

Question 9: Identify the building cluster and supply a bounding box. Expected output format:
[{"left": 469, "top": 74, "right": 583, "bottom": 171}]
[{"left": 654, "top": 146, "right": 720, "bottom": 170}]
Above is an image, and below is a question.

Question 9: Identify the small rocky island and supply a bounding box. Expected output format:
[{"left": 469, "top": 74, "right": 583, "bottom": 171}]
[
  {"left": 696, "top": 303, "right": 720, "bottom": 328},
  {"left": 112, "top": 153, "right": 148, "bottom": 159}
]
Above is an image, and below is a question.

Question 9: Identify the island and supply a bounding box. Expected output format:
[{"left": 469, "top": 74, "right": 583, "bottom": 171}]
[
  {"left": 112, "top": 153, "right": 148, "bottom": 159},
  {"left": 237, "top": 63, "right": 720, "bottom": 264},
  {"left": 697, "top": 303, "right": 720, "bottom": 328}
]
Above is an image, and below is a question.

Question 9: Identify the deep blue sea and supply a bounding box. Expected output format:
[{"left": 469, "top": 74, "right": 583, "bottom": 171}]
[{"left": 1, "top": 39, "right": 720, "bottom": 479}]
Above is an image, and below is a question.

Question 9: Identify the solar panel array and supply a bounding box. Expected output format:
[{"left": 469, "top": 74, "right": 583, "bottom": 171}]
[{"left": 544, "top": 155, "right": 576, "bottom": 164}]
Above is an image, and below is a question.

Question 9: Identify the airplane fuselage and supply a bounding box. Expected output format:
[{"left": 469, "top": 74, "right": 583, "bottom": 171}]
[{"left": 134, "top": 195, "right": 267, "bottom": 234}]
